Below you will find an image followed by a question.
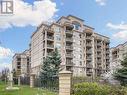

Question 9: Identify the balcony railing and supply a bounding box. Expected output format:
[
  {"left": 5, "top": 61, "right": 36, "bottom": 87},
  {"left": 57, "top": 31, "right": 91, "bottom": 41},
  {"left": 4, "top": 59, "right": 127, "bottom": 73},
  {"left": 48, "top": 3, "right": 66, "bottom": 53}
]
[
  {"left": 66, "top": 46, "right": 73, "bottom": 50},
  {"left": 105, "top": 45, "right": 109, "bottom": 48},
  {"left": 66, "top": 38, "right": 73, "bottom": 42},
  {"left": 65, "top": 22, "right": 74, "bottom": 30},
  {"left": 97, "top": 43, "right": 102, "bottom": 46},
  {"left": 86, "top": 63, "right": 93, "bottom": 68},
  {"left": 106, "top": 56, "right": 110, "bottom": 59},
  {"left": 86, "top": 57, "right": 92, "bottom": 60},
  {"left": 86, "top": 36, "right": 92, "bottom": 40},
  {"left": 47, "top": 44, "right": 54, "bottom": 48},
  {"left": 97, "top": 54, "right": 101, "bottom": 58},
  {"left": 66, "top": 62, "right": 73, "bottom": 66},
  {"left": 97, "top": 59, "right": 101, "bottom": 62},
  {"left": 66, "top": 53, "right": 73, "bottom": 58},
  {"left": 97, "top": 60, "right": 101, "bottom": 65},
  {"left": 86, "top": 50, "right": 92, "bottom": 54},
  {"left": 47, "top": 53, "right": 52, "bottom": 56},
  {"left": 86, "top": 69, "right": 92, "bottom": 73},
  {"left": 97, "top": 65, "right": 102, "bottom": 69},
  {"left": 47, "top": 36, "right": 54, "bottom": 40},
  {"left": 66, "top": 30, "right": 73, "bottom": 35},
  {"left": 97, "top": 49, "right": 101, "bottom": 52},
  {"left": 106, "top": 61, "right": 110, "bottom": 64},
  {"left": 106, "top": 50, "right": 110, "bottom": 53},
  {"left": 86, "top": 43, "right": 92, "bottom": 47}
]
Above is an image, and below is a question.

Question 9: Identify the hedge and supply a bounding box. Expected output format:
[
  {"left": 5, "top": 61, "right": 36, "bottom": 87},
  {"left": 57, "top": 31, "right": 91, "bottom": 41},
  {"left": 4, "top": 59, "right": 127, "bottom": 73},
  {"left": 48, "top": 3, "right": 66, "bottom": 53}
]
[{"left": 73, "top": 82, "right": 127, "bottom": 95}]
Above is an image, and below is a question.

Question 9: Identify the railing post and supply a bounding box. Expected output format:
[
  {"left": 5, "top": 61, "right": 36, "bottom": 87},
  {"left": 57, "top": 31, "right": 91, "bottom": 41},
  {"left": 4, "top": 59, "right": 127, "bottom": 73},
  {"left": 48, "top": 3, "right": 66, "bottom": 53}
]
[
  {"left": 30, "top": 74, "right": 35, "bottom": 88},
  {"left": 59, "top": 70, "right": 72, "bottom": 95}
]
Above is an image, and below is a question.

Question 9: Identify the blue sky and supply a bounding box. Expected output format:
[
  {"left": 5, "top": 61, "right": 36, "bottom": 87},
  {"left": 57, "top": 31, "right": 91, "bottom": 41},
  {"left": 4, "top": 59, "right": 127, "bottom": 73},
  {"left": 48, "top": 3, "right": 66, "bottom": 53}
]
[{"left": 0, "top": 0, "right": 127, "bottom": 71}]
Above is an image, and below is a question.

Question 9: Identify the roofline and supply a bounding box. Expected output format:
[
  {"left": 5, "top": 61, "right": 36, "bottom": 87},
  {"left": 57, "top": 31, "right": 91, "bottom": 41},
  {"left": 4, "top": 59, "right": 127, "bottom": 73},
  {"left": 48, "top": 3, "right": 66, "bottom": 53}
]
[
  {"left": 56, "top": 16, "right": 69, "bottom": 23},
  {"left": 84, "top": 24, "right": 95, "bottom": 30},
  {"left": 111, "top": 41, "right": 127, "bottom": 49},
  {"left": 123, "top": 41, "right": 127, "bottom": 45},
  {"left": 12, "top": 49, "right": 30, "bottom": 58},
  {"left": 67, "top": 15, "right": 84, "bottom": 22},
  {"left": 94, "top": 32, "right": 110, "bottom": 39},
  {"left": 50, "top": 22, "right": 63, "bottom": 27},
  {"left": 31, "top": 23, "right": 49, "bottom": 38}
]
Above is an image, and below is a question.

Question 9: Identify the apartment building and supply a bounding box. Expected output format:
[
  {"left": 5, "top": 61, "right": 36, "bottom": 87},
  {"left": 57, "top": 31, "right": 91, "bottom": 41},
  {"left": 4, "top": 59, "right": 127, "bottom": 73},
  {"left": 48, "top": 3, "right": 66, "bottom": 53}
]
[
  {"left": 30, "top": 15, "right": 110, "bottom": 77},
  {"left": 111, "top": 42, "right": 127, "bottom": 64},
  {"left": 12, "top": 49, "right": 31, "bottom": 77}
]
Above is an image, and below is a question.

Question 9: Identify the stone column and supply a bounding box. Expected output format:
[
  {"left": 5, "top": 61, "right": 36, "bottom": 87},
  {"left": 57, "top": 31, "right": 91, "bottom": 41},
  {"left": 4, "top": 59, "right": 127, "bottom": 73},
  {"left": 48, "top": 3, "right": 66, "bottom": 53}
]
[
  {"left": 30, "top": 74, "right": 35, "bottom": 88},
  {"left": 10, "top": 72, "right": 13, "bottom": 87},
  {"left": 59, "top": 70, "right": 72, "bottom": 95},
  {"left": 18, "top": 76, "right": 21, "bottom": 86}
]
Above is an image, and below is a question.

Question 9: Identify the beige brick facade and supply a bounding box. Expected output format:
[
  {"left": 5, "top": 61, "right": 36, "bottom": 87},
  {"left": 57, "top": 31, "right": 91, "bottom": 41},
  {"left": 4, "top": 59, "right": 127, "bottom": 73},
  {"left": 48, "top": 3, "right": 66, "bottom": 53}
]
[
  {"left": 110, "top": 42, "right": 127, "bottom": 64},
  {"left": 30, "top": 15, "right": 110, "bottom": 77},
  {"left": 12, "top": 49, "right": 31, "bottom": 76}
]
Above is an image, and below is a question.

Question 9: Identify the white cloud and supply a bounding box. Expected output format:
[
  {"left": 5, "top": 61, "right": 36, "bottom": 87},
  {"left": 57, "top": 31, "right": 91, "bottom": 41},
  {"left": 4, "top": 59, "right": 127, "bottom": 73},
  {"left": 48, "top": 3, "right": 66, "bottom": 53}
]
[
  {"left": 95, "top": 0, "right": 107, "bottom": 6},
  {"left": 107, "top": 22, "right": 127, "bottom": 30},
  {"left": 112, "top": 31, "right": 127, "bottom": 40},
  {"left": 107, "top": 22, "right": 127, "bottom": 40},
  {"left": 0, "top": 0, "right": 58, "bottom": 29},
  {"left": 0, "top": 46, "right": 14, "bottom": 59}
]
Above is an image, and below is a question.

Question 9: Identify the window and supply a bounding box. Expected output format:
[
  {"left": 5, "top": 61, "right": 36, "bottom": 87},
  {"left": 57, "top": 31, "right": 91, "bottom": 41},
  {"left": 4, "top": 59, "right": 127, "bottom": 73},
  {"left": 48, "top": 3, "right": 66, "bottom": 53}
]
[
  {"left": 17, "top": 66, "right": 21, "bottom": 69},
  {"left": 56, "top": 34, "right": 61, "bottom": 41},
  {"left": 73, "top": 22, "right": 81, "bottom": 30},
  {"left": 17, "top": 57, "right": 21, "bottom": 61},
  {"left": 56, "top": 43, "right": 61, "bottom": 49},
  {"left": 80, "top": 61, "right": 82, "bottom": 65},
  {"left": 17, "top": 62, "right": 20, "bottom": 65},
  {"left": 79, "top": 34, "right": 81, "bottom": 38},
  {"left": 54, "top": 27, "right": 61, "bottom": 33}
]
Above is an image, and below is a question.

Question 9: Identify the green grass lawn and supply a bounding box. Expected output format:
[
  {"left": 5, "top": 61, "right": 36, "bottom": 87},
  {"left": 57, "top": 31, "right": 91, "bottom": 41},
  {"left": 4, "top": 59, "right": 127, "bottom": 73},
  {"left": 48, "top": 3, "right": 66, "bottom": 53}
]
[{"left": 0, "top": 81, "right": 57, "bottom": 95}]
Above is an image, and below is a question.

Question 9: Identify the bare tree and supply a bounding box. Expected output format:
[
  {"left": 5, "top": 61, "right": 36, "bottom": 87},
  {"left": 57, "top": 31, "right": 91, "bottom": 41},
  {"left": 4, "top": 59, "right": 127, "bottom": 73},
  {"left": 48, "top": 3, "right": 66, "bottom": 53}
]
[{"left": 1, "top": 68, "right": 10, "bottom": 84}]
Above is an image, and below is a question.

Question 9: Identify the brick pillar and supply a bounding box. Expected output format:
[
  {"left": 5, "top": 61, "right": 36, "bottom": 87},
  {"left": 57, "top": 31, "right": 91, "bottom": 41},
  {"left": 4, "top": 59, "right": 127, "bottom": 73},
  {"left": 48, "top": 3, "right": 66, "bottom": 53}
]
[
  {"left": 30, "top": 74, "right": 35, "bottom": 88},
  {"left": 18, "top": 76, "right": 20, "bottom": 86},
  {"left": 59, "top": 70, "right": 72, "bottom": 95}
]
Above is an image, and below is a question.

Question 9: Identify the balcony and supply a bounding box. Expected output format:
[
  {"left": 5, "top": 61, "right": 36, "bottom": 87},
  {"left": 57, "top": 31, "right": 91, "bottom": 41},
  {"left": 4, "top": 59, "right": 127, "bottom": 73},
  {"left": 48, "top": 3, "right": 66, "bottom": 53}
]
[
  {"left": 97, "top": 49, "right": 101, "bottom": 52},
  {"left": 47, "top": 44, "right": 54, "bottom": 49},
  {"left": 97, "top": 43, "right": 102, "bottom": 46},
  {"left": 47, "top": 52, "right": 52, "bottom": 56},
  {"left": 66, "top": 30, "right": 73, "bottom": 35},
  {"left": 97, "top": 60, "right": 101, "bottom": 65},
  {"left": 47, "top": 36, "right": 54, "bottom": 41},
  {"left": 66, "top": 46, "right": 73, "bottom": 50},
  {"left": 66, "top": 53, "right": 73, "bottom": 58},
  {"left": 106, "top": 45, "right": 109, "bottom": 49},
  {"left": 97, "top": 72, "right": 101, "bottom": 76},
  {"left": 86, "top": 63, "right": 93, "bottom": 68},
  {"left": 86, "top": 69, "right": 93, "bottom": 75},
  {"left": 45, "top": 28, "right": 54, "bottom": 34},
  {"left": 66, "top": 38, "right": 73, "bottom": 42},
  {"left": 85, "top": 28, "right": 93, "bottom": 34},
  {"left": 105, "top": 42, "right": 109, "bottom": 48},
  {"left": 86, "top": 50, "right": 92, "bottom": 54},
  {"left": 97, "top": 54, "right": 101, "bottom": 58},
  {"left": 106, "top": 56, "right": 110, "bottom": 59},
  {"left": 86, "top": 36, "right": 92, "bottom": 40},
  {"left": 97, "top": 65, "right": 102, "bottom": 70},
  {"left": 86, "top": 43, "right": 92, "bottom": 47},
  {"left": 86, "top": 57, "right": 92, "bottom": 61},
  {"left": 66, "top": 62, "right": 73, "bottom": 66},
  {"left": 106, "top": 50, "right": 110, "bottom": 53},
  {"left": 86, "top": 70, "right": 92, "bottom": 73},
  {"left": 64, "top": 22, "right": 74, "bottom": 30},
  {"left": 106, "top": 61, "right": 110, "bottom": 65}
]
